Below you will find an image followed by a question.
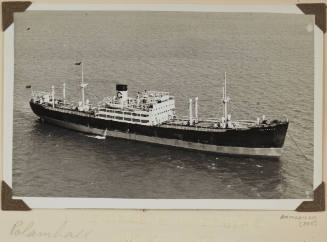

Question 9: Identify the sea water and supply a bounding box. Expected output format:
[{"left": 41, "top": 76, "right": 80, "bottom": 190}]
[{"left": 12, "top": 11, "right": 314, "bottom": 198}]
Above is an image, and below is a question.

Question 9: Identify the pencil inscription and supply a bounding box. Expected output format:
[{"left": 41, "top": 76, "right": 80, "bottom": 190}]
[
  {"left": 10, "top": 220, "right": 92, "bottom": 239},
  {"left": 280, "top": 214, "right": 318, "bottom": 228}
]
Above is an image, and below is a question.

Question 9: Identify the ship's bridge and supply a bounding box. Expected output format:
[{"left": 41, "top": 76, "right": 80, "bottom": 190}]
[{"left": 95, "top": 85, "right": 176, "bottom": 126}]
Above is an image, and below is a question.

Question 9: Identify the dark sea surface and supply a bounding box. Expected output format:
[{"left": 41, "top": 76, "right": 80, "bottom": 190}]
[{"left": 13, "top": 11, "right": 314, "bottom": 198}]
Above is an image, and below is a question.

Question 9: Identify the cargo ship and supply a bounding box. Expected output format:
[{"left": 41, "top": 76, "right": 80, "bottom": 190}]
[{"left": 29, "top": 64, "right": 288, "bottom": 157}]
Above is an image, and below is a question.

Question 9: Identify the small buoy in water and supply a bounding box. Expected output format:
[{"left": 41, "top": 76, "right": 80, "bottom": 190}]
[
  {"left": 26, "top": 27, "right": 30, "bottom": 30},
  {"left": 25, "top": 85, "right": 31, "bottom": 88}
]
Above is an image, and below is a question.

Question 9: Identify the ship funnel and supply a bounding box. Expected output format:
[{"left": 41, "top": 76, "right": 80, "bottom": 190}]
[{"left": 116, "top": 84, "right": 128, "bottom": 104}]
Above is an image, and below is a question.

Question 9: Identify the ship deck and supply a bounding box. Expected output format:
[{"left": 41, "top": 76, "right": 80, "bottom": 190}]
[
  {"left": 33, "top": 101, "right": 274, "bottom": 132},
  {"left": 162, "top": 118, "right": 257, "bottom": 132}
]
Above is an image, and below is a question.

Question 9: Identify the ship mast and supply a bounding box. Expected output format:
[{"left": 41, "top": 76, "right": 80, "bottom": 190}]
[
  {"left": 76, "top": 62, "right": 88, "bottom": 106},
  {"left": 81, "top": 62, "right": 85, "bottom": 106},
  {"left": 189, "top": 98, "right": 193, "bottom": 125},
  {"left": 222, "top": 72, "right": 230, "bottom": 121},
  {"left": 63, "top": 82, "right": 66, "bottom": 104},
  {"left": 51, "top": 85, "right": 55, "bottom": 108}
]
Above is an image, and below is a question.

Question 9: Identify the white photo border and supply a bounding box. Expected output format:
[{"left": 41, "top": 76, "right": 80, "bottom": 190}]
[{"left": 2, "top": 4, "right": 323, "bottom": 209}]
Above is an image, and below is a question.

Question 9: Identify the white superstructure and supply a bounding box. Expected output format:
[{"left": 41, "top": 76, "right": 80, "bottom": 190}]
[{"left": 95, "top": 84, "right": 176, "bottom": 125}]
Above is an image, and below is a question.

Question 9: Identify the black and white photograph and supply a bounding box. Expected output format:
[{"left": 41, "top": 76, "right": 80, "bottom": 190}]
[{"left": 4, "top": 5, "right": 323, "bottom": 208}]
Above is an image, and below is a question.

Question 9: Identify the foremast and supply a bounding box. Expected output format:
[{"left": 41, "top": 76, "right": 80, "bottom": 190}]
[
  {"left": 75, "top": 61, "right": 89, "bottom": 111},
  {"left": 221, "top": 72, "right": 231, "bottom": 128},
  {"left": 80, "top": 62, "right": 88, "bottom": 106}
]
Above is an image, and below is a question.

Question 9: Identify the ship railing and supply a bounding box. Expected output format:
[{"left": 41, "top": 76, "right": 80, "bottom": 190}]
[
  {"left": 160, "top": 123, "right": 223, "bottom": 132},
  {"left": 178, "top": 116, "right": 219, "bottom": 122},
  {"left": 162, "top": 120, "right": 255, "bottom": 132},
  {"left": 43, "top": 104, "right": 94, "bottom": 117},
  {"left": 103, "top": 96, "right": 157, "bottom": 104},
  {"left": 142, "top": 90, "right": 170, "bottom": 97},
  {"left": 96, "top": 105, "right": 152, "bottom": 114},
  {"left": 166, "top": 117, "right": 258, "bottom": 129},
  {"left": 31, "top": 91, "right": 51, "bottom": 98},
  {"left": 95, "top": 108, "right": 153, "bottom": 124},
  {"left": 173, "top": 116, "right": 258, "bottom": 124},
  {"left": 96, "top": 109, "right": 149, "bottom": 117},
  {"left": 56, "top": 102, "right": 79, "bottom": 110},
  {"left": 235, "top": 120, "right": 257, "bottom": 123},
  {"left": 233, "top": 120, "right": 257, "bottom": 126},
  {"left": 103, "top": 102, "right": 153, "bottom": 112},
  {"left": 95, "top": 107, "right": 152, "bottom": 119},
  {"left": 102, "top": 95, "right": 174, "bottom": 110}
]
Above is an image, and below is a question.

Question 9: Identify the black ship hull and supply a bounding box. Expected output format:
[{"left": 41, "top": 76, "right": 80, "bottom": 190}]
[{"left": 30, "top": 101, "right": 289, "bottom": 157}]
